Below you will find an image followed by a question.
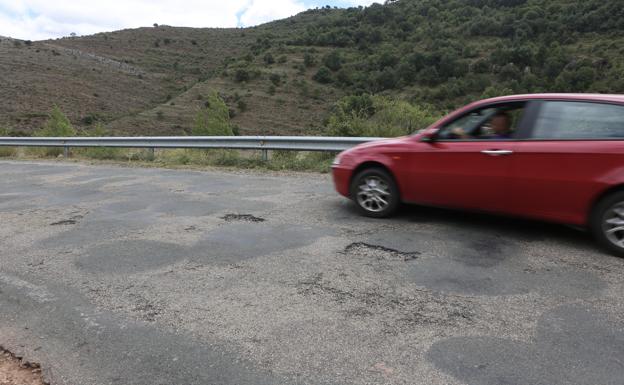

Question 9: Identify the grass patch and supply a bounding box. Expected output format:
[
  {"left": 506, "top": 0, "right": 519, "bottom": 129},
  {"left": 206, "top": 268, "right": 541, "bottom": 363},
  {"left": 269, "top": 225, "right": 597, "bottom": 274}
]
[
  {"left": 5, "top": 147, "right": 335, "bottom": 173},
  {"left": 153, "top": 148, "right": 332, "bottom": 172},
  {"left": 0, "top": 146, "right": 17, "bottom": 157},
  {"left": 77, "top": 146, "right": 125, "bottom": 160},
  {"left": 0, "top": 127, "right": 18, "bottom": 157}
]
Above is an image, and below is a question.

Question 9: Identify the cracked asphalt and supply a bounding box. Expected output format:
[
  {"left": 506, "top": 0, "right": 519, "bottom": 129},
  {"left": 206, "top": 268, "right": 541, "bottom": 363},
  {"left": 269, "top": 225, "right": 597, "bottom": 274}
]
[{"left": 1, "top": 160, "right": 624, "bottom": 385}]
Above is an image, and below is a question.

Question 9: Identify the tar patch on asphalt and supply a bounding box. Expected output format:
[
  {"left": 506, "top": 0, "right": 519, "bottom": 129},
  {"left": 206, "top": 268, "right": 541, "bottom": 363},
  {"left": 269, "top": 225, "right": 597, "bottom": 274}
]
[
  {"left": 220, "top": 214, "right": 266, "bottom": 223},
  {"left": 344, "top": 242, "right": 420, "bottom": 261},
  {"left": 427, "top": 304, "right": 624, "bottom": 385}
]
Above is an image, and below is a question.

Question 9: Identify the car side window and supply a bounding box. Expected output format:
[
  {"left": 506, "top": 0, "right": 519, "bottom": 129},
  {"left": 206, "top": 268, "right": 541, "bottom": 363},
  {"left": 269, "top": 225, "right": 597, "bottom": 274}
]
[
  {"left": 532, "top": 101, "right": 624, "bottom": 140},
  {"left": 438, "top": 103, "right": 526, "bottom": 141}
]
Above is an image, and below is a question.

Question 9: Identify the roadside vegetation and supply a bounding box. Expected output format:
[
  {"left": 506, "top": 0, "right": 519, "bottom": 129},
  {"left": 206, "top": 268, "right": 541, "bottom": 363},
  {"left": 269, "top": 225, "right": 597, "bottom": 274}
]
[
  {"left": 28, "top": 105, "right": 77, "bottom": 157},
  {"left": 1, "top": 103, "right": 336, "bottom": 172},
  {"left": 325, "top": 94, "right": 439, "bottom": 137},
  {"left": 0, "top": 127, "right": 17, "bottom": 157}
]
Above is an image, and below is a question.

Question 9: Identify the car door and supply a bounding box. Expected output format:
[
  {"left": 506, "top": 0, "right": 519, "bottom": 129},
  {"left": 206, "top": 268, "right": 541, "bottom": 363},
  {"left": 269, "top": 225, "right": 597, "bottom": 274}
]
[
  {"left": 509, "top": 100, "right": 624, "bottom": 225},
  {"left": 402, "top": 101, "right": 531, "bottom": 213}
]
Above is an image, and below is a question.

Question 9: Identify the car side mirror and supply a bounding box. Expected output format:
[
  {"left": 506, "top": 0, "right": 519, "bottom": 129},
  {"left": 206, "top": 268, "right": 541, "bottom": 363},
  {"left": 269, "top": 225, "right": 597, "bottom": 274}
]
[{"left": 421, "top": 129, "right": 439, "bottom": 143}]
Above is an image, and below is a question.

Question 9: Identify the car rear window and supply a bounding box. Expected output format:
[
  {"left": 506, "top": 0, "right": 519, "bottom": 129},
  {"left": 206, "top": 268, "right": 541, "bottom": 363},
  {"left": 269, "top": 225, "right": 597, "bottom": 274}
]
[{"left": 532, "top": 101, "right": 624, "bottom": 140}]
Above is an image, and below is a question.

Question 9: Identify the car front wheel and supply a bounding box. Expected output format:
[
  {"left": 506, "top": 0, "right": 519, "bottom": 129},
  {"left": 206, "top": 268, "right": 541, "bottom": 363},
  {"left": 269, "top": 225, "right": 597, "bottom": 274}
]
[
  {"left": 350, "top": 167, "right": 400, "bottom": 218},
  {"left": 591, "top": 191, "right": 624, "bottom": 258}
]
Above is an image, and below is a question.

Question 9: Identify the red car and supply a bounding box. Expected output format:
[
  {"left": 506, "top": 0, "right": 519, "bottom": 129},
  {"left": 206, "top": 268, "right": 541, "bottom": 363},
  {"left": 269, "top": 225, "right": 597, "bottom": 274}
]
[{"left": 332, "top": 94, "right": 624, "bottom": 256}]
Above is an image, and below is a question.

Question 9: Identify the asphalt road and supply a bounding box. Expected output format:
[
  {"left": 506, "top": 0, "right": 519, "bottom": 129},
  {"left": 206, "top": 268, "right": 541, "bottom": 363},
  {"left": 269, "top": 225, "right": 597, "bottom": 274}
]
[{"left": 1, "top": 160, "right": 623, "bottom": 385}]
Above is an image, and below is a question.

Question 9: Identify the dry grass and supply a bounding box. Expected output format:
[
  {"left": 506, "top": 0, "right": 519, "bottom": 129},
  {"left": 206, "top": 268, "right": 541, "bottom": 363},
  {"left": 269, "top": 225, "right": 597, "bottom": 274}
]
[
  {"left": 154, "top": 148, "right": 334, "bottom": 172},
  {"left": 4, "top": 148, "right": 334, "bottom": 173},
  {"left": 0, "top": 147, "right": 17, "bottom": 157}
]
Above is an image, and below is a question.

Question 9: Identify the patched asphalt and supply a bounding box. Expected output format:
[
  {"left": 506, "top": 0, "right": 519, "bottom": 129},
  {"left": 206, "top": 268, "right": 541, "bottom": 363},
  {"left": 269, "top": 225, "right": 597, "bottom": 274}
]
[{"left": 1, "top": 160, "right": 624, "bottom": 385}]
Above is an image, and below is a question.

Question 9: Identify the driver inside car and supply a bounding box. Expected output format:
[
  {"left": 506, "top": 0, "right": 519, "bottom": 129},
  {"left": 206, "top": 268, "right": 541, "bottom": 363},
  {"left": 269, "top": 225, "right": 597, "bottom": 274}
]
[{"left": 451, "top": 111, "right": 513, "bottom": 139}]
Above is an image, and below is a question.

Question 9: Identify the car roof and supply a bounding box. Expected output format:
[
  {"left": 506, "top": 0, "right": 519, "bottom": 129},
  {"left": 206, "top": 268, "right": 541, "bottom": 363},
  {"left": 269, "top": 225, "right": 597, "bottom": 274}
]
[{"left": 479, "top": 93, "right": 624, "bottom": 105}]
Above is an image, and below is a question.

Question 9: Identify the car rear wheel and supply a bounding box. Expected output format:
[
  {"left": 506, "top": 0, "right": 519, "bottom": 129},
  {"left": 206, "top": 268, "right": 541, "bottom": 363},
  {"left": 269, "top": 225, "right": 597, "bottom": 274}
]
[
  {"left": 350, "top": 167, "right": 400, "bottom": 218},
  {"left": 590, "top": 191, "right": 624, "bottom": 258}
]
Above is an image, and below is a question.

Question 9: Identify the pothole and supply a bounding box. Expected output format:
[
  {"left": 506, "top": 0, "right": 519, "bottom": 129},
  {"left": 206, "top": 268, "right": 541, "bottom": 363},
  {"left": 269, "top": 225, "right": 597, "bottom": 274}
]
[
  {"left": 344, "top": 242, "right": 420, "bottom": 261},
  {"left": 50, "top": 215, "right": 83, "bottom": 226},
  {"left": 130, "top": 295, "right": 163, "bottom": 322},
  {"left": 220, "top": 214, "right": 266, "bottom": 223},
  {"left": 0, "top": 348, "right": 45, "bottom": 385}
]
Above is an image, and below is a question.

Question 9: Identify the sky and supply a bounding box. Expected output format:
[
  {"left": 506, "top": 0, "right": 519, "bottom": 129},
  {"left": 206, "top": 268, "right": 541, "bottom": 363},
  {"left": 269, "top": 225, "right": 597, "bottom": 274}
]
[{"left": 0, "top": 0, "right": 379, "bottom": 41}]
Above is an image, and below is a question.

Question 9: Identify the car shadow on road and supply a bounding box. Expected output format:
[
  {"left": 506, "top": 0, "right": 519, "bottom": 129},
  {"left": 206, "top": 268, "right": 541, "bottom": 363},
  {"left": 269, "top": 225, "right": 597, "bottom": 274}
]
[
  {"left": 404, "top": 204, "right": 597, "bottom": 248},
  {"left": 337, "top": 200, "right": 598, "bottom": 252}
]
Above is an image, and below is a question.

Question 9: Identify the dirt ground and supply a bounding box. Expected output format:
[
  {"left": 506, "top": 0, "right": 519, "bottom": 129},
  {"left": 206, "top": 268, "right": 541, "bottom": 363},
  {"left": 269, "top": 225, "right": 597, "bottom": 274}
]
[{"left": 0, "top": 350, "right": 44, "bottom": 385}]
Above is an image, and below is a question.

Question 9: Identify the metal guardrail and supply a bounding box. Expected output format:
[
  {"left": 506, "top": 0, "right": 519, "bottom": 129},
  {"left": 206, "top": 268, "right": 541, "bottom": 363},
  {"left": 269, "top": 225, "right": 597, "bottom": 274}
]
[{"left": 0, "top": 136, "right": 383, "bottom": 160}]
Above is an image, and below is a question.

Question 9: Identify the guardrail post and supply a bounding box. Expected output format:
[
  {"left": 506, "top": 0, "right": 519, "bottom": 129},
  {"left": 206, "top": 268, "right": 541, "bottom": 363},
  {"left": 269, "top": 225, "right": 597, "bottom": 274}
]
[
  {"left": 63, "top": 146, "right": 69, "bottom": 158},
  {"left": 261, "top": 149, "right": 268, "bottom": 161},
  {"left": 148, "top": 147, "right": 155, "bottom": 159}
]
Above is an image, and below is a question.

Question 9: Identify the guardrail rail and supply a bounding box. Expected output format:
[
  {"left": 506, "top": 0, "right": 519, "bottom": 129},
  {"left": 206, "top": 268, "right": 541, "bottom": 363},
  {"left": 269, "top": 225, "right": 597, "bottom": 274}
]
[{"left": 0, "top": 136, "right": 383, "bottom": 160}]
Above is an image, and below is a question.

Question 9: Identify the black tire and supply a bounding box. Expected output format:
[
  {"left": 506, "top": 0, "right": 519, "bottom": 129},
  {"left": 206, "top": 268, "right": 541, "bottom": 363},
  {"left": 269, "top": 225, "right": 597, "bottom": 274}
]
[
  {"left": 349, "top": 167, "right": 400, "bottom": 218},
  {"left": 590, "top": 191, "right": 624, "bottom": 258}
]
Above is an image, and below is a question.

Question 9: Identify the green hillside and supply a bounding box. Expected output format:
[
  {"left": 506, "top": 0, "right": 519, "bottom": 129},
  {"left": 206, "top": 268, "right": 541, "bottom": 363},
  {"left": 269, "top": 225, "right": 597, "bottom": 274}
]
[{"left": 254, "top": 0, "right": 624, "bottom": 108}]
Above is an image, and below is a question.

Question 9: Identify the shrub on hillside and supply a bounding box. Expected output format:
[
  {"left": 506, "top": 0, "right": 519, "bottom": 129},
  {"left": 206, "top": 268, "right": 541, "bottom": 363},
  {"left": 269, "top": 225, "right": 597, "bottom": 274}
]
[
  {"left": 326, "top": 95, "right": 439, "bottom": 137},
  {"left": 31, "top": 106, "right": 77, "bottom": 157},
  {"left": 264, "top": 53, "right": 275, "bottom": 65},
  {"left": 481, "top": 85, "right": 515, "bottom": 99},
  {"left": 313, "top": 66, "right": 332, "bottom": 84},
  {"left": 230, "top": 62, "right": 261, "bottom": 83},
  {"left": 323, "top": 51, "right": 342, "bottom": 71},
  {"left": 554, "top": 66, "right": 597, "bottom": 92},
  {"left": 81, "top": 113, "right": 105, "bottom": 125},
  {"left": 193, "top": 92, "right": 235, "bottom": 136},
  {"left": 37, "top": 106, "right": 76, "bottom": 137},
  {"left": 269, "top": 73, "right": 281, "bottom": 86}
]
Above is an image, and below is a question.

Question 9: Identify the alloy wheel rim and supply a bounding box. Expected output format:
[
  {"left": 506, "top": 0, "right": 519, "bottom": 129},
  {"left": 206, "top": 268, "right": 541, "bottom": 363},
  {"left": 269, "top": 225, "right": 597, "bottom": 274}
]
[
  {"left": 602, "top": 201, "right": 624, "bottom": 249},
  {"left": 356, "top": 176, "right": 391, "bottom": 212}
]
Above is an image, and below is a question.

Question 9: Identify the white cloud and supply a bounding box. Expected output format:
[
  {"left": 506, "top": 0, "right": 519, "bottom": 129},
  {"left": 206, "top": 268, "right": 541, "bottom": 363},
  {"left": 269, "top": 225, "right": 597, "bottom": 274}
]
[
  {"left": 0, "top": 0, "right": 381, "bottom": 41},
  {"left": 0, "top": 0, "right": 245, "bottom": 40},
  {"left": 239, "top": 0, "right": 307, "bottom": 27}
]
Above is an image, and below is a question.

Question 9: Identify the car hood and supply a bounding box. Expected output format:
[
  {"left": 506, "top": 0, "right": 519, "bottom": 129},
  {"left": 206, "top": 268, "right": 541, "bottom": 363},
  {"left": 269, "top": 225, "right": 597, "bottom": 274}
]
[{"left": 352, "top": 136, "right": 410, "bottom": 150}]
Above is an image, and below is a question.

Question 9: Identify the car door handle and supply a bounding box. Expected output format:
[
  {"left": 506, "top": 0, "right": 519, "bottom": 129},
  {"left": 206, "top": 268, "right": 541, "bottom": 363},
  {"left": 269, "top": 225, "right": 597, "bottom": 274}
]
[{"left": 481, "top": 150, "right": 514, "bottom": 156}]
